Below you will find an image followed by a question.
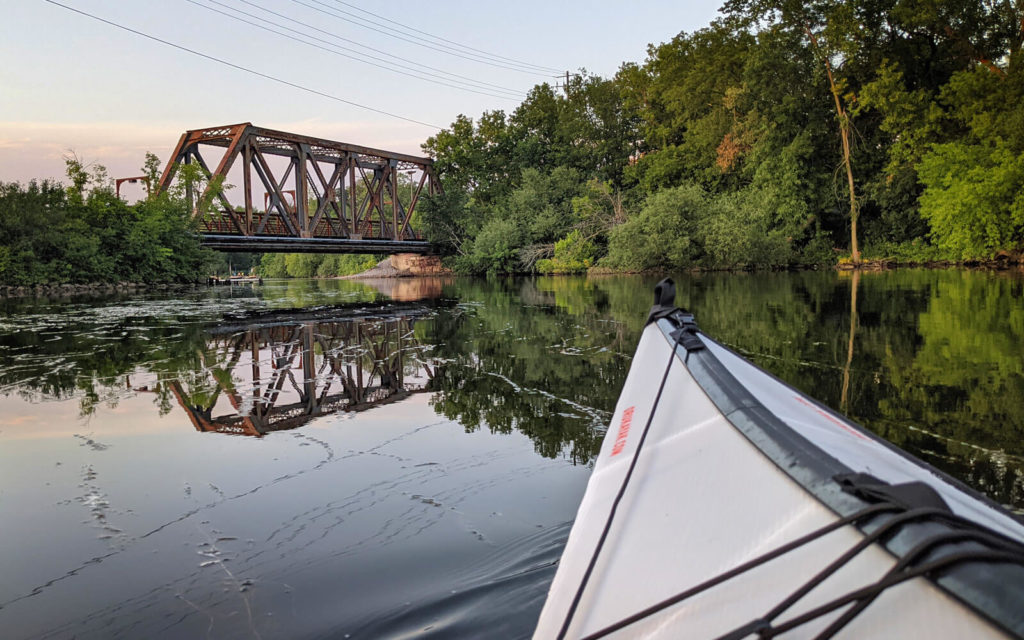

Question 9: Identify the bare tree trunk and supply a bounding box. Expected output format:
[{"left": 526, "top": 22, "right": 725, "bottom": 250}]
[{"left": 806, "top": 26, "right": 860, "bottom": 263}]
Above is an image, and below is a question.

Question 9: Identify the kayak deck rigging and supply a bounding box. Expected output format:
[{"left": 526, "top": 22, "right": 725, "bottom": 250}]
[{"left": 575, "top": 485, "right": 1024, "bottom": 639}]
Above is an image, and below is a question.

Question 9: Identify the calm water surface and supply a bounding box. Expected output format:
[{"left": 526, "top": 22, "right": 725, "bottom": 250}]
[{"left": 1, "top": 271, "right": 1022, "bottom": 639}]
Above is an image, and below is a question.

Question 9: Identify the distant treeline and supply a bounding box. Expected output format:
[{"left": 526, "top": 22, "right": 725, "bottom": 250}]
[
  {"left": 0, "top": 156, "right": 211, "bottom": 286},
  {"left": 258, "top": 253, "right": 380, "bottom": 278},
  {"left": 419, "top": 0, "right": 1024, "bottom": 273}
]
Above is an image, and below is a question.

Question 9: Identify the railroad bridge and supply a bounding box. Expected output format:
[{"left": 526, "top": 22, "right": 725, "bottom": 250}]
[{"left": 157, "top": 123, "right": 441, "bottom": 254}]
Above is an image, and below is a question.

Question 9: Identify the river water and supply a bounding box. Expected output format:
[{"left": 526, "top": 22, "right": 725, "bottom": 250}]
[{"left": 1, "top": 271, "right": 1022, "bottom": 639}]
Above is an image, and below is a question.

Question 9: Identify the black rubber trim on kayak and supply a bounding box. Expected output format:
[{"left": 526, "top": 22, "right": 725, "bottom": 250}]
[
  {"left": 835, "top": 472, "right": 951, "bottom": 512},
  {"left": 554, "top": 327, "right": 686, "bottom": 640},
  {"left": 673, "top": 319, "right": 858, "bottom": 504},
  {"left": 653, "top": 316, "right": 1024, "bottom": 637},
  {"left": 644, "top": 278, "right": 678, "bottom": 326},
  {"left": 704, "top": 330, "right": 1024, "bottom": 532},
  {"left": 647, "top": 278, "right": 704, "bottom": 351}
]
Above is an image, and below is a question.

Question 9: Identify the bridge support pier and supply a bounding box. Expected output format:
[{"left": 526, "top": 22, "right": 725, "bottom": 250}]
[{"left": 390, "top": 253, "right": 446, "bottom": 275}]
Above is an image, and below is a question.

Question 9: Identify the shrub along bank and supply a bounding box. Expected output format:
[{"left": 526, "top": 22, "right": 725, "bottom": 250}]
[{"left": 0, "top": 157, "right": 211, "bottom": 287}]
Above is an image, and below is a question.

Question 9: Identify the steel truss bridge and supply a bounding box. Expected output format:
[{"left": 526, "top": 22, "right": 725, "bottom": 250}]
[{"left": 157, "top": 123, "right": 441, "bottom": 254}]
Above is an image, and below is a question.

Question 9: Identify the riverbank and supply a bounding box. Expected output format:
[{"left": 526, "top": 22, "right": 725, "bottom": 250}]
[
  {"left": 0, "top": 281, "right": 202, "bottom": 299},
  {"left": 7, "top": 255, "right": 1022, "bottom": 299},
  {"left": 838, "top": 251, "right": 1024, "bottom": 271},
  {"left": 583, "top": 253, "right": 1024, "bottom": 276}
]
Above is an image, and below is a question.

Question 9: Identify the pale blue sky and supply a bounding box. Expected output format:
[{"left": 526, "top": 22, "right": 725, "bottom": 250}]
[{"left": 0, "top": 0, "right": 722, "bottom": 186}]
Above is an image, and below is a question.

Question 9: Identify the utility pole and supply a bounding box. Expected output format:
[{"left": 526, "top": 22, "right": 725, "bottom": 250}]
[{"left": 564, "top": 70, "right": 570, "bottom": 97}]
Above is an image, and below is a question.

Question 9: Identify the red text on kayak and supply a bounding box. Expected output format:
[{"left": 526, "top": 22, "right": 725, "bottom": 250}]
[{"left": 611, "top": 406, "right": 635, "bottom": 456}]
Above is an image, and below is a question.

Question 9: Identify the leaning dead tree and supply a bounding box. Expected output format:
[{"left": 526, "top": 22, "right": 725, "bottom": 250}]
[{"left": 805, "top": 26, "right": 860, "bottom": 263}]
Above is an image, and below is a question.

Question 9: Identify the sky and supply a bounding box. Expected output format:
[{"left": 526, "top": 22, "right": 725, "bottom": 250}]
[{"left": 0, "top": 0, "right": 722, "bottom": 187}]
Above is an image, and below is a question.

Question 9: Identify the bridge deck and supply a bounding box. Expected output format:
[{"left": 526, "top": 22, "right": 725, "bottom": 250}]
[{"left": 200, "top": 234, "right": 433, "bottom": 254}]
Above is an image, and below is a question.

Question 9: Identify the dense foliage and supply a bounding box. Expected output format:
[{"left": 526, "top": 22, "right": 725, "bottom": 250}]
[
  {"left": 0, "top": 157, "right": 212, "bottom": 286},
  {"left": 257, "top": 253, "right": 381, "bottom": 278},
  {"left": 208, "top": 251, "right": 261, "bottom": 277},
  {"left": 421, "top": 1, "right": 1024, "bottom": 272}
]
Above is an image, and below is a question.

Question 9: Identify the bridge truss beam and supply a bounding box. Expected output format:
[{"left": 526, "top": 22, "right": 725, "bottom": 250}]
[{"left": 156, "top": 123, "right": 441, "bottom": 253}]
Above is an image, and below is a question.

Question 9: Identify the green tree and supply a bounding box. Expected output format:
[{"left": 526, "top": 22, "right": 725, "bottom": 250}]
[
  {"left": 284, "top": 253, "right": 323, "bottom": 278},
  {"left": 467, "top": 218, "right": 522, "bottom": 274},
  {"left": 602, "top": 184, "right": 709, "bottom": 271},
  {"left": 141, "top": 152, "right": 162, "bottom": 199},
  {"left": 916, "top": 54, "right": 1024, "bottom": 258},
  {"left": 0, "top": 156, "right": 210, "bottom": 286},
  {"left": 536, "top": 231, "right": 598, "bottom": 274},
  {"left": 259, "top": 253, "right": 289, "bottom": 278}
]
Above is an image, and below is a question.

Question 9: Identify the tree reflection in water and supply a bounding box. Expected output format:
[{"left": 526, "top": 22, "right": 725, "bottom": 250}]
[{"left": 0, "top": 270, "right": 1021, "bottom": 508}]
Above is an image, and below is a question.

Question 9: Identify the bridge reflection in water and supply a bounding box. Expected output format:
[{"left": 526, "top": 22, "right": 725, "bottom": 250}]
[{"left": 168, "top": 310, "right": 436, "bottom": 436}]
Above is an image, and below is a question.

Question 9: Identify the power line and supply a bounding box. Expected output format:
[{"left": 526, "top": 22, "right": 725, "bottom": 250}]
[
  {"left": 186, "top": 0, "right": 524, "bottom": 101},
  {"left": 294, "top": 0, "right": 561, "bottom": 76},
  {"left": 223, "top": 0, "right": 527, "bottom": 97},
  {"left": 327, "top": 0, "right": 562, "bottom": 74},
  {"left": 236, "top": 0, "right": 529, "bottom": 94},
  {"left": 43, "top": 0, "right": 443, "bottom": 129}
]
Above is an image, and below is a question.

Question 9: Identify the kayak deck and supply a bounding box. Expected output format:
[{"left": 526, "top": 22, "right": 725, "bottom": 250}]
[{"left": 535, "top": 289, "right": 1024, "bottom": 639}]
